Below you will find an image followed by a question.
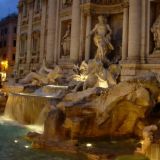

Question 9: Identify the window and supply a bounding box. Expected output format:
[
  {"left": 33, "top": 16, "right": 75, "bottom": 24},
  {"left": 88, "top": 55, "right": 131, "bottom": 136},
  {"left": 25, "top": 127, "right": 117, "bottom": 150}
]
[
  {"left": 1, "top": 29, "right": 4, "bottom": 36},
  {"left": 4, "top": 28, "right": 8, "bottom": 34},
  {"left": 22, "top": 3, "right": 28, "bottom": 17},
  {"left": 34, "top": 0, "right": 41, "bottom": 13},
  {"left": 13, "top": 40, "right": 16, "bottom": 47},
  {"left": 3, "top": 40, "right": 7, "bottom": 47},
  {"left": 13, "top": 27, "right": 17, "bottom": 33},
  {"left": 62, "top": 0, "right": 72, "bottom": 8},
  {"left": 32, "top": 31, "right": 40, "bottom": 55},
  {"left": 20, "top": 70, "right": 24, "bottom": 75},
  {"left": 12, "top": 54, "right": 15, "bottom": 61},
  {"left": 20, "top": 34, "right": 27, "bottom": 56}
]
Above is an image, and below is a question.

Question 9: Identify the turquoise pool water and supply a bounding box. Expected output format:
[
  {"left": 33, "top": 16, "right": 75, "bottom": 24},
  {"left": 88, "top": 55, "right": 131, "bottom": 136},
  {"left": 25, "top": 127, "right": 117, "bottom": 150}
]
[
  {"left": 0, "top": 118, "right": 141, "bottom": 160},
  {"left": 0, "top": 119, "right": 85, "bottom": 160}
]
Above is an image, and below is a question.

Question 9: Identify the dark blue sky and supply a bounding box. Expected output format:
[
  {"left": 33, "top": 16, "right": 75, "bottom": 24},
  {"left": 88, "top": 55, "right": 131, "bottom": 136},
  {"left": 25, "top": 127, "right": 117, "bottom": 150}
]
[{"left": 0, "top": 0, "right": 18, "bottom": 20}]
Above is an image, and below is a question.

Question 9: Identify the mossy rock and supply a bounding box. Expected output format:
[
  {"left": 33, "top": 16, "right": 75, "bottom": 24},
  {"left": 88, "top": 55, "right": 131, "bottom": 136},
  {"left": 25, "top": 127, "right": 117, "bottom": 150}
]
[{"left": 115, "top": 155, "right": 149, "bottom": 160}]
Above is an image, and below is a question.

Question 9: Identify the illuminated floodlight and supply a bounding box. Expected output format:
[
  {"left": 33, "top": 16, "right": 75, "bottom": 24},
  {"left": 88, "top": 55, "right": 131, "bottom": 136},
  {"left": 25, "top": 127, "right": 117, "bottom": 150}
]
[
  {"left": 24, "top": 145, "right": 30, "bottom": 149},
  {"left": 86, "top": 143, "right": 92, "bottom": 148},
  {"left": 14, "top": 140, "right": 18, "bottom": 143}
]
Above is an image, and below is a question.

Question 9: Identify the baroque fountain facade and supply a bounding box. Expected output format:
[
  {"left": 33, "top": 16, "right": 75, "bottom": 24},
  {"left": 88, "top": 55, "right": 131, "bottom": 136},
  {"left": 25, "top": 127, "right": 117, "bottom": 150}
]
[{"left": 2, "top": 0, "right": 160, "bottom": 160}]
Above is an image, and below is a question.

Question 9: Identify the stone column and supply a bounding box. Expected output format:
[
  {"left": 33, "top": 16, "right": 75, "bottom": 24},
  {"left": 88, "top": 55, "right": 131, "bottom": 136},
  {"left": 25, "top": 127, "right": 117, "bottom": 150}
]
[
  {"left": 27, "top": 2, "right": 33, "bottom": 65},
  {"left": 121, "top": 3, "right": 129, "bottom": 61},
  {"left": 85, "top": 13, "right": 92, "bottom": 61},
  {"left": 15, "top": 7, "right": 22, "bottom": 72},
  {"left": 53, "top": 1, "right": 60, "bottom": 64},
  {"left": 70, "top": 0, "right": 81, "bottom": 63},
  {"left": 127, "top": 0, "right": 142, "bottom": 62},
  {"left": 46, "top": 0, "right": 57, "bottom": 64},
  {"left": 39, "top": 0, "right": 47, "bottom": 63},
  {"left": 79, "top": 12, "right": 85, "bottom": 62},
  {"left": 140, "top": 0, "right": 147, "bottom": 63}
]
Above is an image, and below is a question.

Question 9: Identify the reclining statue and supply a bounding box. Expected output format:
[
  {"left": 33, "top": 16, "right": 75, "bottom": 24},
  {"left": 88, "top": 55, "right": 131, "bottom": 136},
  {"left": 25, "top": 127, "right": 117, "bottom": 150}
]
[{"left": 19, "top": 60, "right": 63, "bottom": 86}]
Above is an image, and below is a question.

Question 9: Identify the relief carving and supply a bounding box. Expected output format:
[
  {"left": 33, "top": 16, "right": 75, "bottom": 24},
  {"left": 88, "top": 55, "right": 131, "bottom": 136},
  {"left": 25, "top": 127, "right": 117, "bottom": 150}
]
[
  {"left": 61, "top": 23, "right": 71, "bottom": 57},
  {"left": 151, "top": 14, "right": 160, "bottom": 51}
]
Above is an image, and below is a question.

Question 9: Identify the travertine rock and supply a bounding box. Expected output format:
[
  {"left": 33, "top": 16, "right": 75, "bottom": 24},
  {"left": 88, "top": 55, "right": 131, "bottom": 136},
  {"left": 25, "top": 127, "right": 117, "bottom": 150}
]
[
  {"left": 57, "top": 80, "right": 160, "bottom": 138},
  {"left": 29, "top": 80, "right": 160, "bottom": 152},
  {"left": 43, "top": 109, "right": 66, "bottom": 142}
]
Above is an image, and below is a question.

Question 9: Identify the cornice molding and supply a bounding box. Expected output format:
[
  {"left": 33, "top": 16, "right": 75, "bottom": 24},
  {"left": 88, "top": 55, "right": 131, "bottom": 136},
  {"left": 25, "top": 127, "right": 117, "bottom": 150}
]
[{"left": 80, "top": 3, "right": 124, "bottom": 15}]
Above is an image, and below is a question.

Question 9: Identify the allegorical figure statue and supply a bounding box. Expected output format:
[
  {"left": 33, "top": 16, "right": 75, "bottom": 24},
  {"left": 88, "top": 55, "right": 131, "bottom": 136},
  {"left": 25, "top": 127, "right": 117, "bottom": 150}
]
[
  {"left": 87, "top": 15, "right": 114, "bottom": 62},
  {"left": 151, "top": 15, "right": 160, "bottom": 51},
  {"left": 61, "top": 24, "right": 71, "bottom": 56},
  {"left": 19, "top": 59, "right": 63, "bottom": 85}
]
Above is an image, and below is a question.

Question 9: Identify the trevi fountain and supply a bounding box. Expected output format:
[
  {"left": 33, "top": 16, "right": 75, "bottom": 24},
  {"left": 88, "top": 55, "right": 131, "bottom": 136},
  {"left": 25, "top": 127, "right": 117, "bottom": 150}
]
[{"left": 1, "top": 0, "right": 160, "bottom": 160}]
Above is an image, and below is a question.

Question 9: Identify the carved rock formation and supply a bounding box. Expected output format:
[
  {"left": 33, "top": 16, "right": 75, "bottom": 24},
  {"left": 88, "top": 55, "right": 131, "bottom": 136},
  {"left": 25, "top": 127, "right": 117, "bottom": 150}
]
[{"left": 27, "top": 77, "right": 160, "bottom": 154}]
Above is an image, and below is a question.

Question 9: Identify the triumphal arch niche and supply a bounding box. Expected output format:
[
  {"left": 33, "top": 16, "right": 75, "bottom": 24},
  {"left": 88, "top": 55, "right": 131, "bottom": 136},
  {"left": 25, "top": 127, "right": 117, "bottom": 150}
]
[
  {"left": 58, "top": 0, "right": 124, "bottom": 66},
  {"left": 81, "top": 0, "right": 124, "bottom": 62}
]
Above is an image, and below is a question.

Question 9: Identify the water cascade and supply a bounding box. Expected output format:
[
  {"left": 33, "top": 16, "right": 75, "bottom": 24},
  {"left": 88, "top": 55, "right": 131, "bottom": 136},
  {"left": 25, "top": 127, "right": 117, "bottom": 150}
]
[
  {"left": 4, "top": 93, "right": 53, "bottom": 125},
  {"left": 146, "top": 144, "right": 160, "bottom": 160},
  {"left": 4, "top": 85, "right": 68, "bottom": 127}
]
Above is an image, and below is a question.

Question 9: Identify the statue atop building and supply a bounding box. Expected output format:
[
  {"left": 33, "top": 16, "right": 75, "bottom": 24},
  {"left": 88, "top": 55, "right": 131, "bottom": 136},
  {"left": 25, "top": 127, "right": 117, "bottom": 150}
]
[
  {"left": 61, "top": 24, "right": 71, "bottom": 56},
  {"left": 151, "top": 14, "right": 160, "bottom": 51},
  {"left": 19, "top": 59, "right": 63, "bottom": 85},
  {"left": 87, "top": 15, "right": 114, "bottom": 62}
]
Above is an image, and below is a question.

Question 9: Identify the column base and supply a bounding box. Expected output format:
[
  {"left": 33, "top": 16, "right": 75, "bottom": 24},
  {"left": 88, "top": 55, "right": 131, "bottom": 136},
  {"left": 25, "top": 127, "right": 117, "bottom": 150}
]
[
  {"left": 120, "top": 57, "right": 147, "bottom": 65},
  {"left": 147, "top": 51, "right": 160, "bottom": 64},
  {"left": 125, "top": 57, "right": 141, "bottom": 64},
  {"left": 121, "top": 63, "right": 160, "bottom": 81}
]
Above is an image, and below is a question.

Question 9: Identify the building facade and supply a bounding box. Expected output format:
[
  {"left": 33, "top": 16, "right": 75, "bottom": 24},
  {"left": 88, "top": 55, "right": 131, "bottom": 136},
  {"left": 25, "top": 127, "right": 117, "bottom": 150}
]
[
  {"left": 0, "top": 14, "right": 17, "bottom": 71},
  {"left": 15, "top": 0, "right": 160, "bottom": 80}
]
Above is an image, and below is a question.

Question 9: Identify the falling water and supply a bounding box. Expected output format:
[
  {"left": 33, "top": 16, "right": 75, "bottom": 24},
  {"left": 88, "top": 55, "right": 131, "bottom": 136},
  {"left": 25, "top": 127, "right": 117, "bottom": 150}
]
[
  {"left": 3, "top": 85, "right": 68, "bottom": 133},
  {"left": 146, "top": 144, "right": 160, "bottom": 160},
  {"left": 4, "top": 93, "right": 53, "bottom": 125}
]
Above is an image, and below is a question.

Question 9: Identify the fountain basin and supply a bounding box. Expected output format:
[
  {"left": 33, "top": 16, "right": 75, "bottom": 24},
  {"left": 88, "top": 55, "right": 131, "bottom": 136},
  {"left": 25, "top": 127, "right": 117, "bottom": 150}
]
[
  {"left": 115, "top": 155, "right": 149, "bottom": 160},
  {"left": 0, "top": 119, "right": 85, "bottom": 160}
]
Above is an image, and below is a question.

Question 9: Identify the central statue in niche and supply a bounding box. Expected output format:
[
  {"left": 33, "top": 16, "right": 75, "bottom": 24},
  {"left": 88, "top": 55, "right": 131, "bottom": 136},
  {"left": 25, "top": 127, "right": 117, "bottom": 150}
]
[{"left": 87, "top": 15, "right": 114, "bottom": 62}]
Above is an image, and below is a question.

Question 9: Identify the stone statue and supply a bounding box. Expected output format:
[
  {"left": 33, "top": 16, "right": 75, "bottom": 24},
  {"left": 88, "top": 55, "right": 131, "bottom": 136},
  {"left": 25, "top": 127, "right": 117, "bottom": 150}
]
[
  {"left": 87, "top": 15, "right": 114, "bottom": 62},
  {"left": 136, "top": 125, "right": 158, "bottom": 154},
  {"left": 19, "top": 59, "right": 63, "bottom": 85},
  {"left": 68, "top": 59, "right": 119, "bottom": 91},
  {"left": 151, "top": 15, "right": 160, "bottom": 51},
  {"left": 61, "top": 24, "right": 71, "bottom": 56}
]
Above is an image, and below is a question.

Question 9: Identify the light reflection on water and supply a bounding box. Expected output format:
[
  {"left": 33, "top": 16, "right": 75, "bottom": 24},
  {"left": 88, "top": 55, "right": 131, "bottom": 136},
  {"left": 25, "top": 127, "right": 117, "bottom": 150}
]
[{"left": 0, "top": 118, "right": 85, "bottom": 160}]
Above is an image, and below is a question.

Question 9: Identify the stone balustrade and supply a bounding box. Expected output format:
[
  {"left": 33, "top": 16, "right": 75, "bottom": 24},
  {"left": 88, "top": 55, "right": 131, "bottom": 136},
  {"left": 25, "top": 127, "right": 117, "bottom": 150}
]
[{"left": 81, "top": 0, "right": 123, "bottom": 5}]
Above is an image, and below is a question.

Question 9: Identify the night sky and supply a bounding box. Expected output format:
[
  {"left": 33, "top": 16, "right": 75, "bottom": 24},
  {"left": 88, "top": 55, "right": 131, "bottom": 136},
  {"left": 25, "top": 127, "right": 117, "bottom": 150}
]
[{"left": 0, "top": 0, "right": 18, "bottom": 20}]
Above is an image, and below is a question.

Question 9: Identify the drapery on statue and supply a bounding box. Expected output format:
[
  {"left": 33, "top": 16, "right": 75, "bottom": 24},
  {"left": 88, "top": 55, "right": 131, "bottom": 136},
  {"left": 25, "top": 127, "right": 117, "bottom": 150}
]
[
  {"left": 87, "top": 15, "right": 114, "bottom": 62},
  {"left": 19, "top": 59, "right": 63, "bottom": 85},
  {"left": 61, "top": 23, "right": 71, "bottom": 56},
  {"left": 151, "top": 14, "right": 160, "bottom": 51}
]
